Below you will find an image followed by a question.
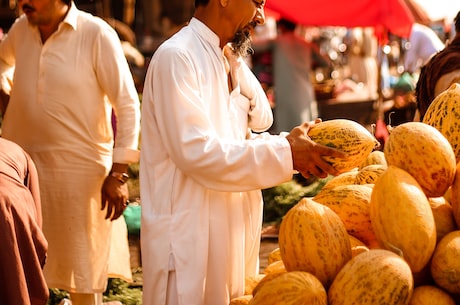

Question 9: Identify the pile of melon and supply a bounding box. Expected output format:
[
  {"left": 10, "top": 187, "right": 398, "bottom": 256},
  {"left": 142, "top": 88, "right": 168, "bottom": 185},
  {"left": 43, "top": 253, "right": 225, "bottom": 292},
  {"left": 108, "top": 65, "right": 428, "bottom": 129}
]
[{"left": 230, "top": 113, "right": 460, "bottom": 305}]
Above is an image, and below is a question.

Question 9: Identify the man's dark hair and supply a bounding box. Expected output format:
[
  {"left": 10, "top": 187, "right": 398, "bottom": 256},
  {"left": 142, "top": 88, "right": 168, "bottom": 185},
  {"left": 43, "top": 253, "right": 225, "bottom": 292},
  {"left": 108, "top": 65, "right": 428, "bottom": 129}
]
[
  {"left": 277, "top": 18, "right": 297, "bottom": 32},
  {"left": 195, "top": 0, "right": 209, "bottom": 7},
  {"left": 63, "top": 0, "right": 71, "bottom": 5}
]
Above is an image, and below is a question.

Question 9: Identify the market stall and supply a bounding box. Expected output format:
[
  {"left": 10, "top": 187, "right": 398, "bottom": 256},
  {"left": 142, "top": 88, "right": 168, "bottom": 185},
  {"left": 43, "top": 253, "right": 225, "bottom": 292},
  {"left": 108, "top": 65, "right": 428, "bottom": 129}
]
[{"left": 264, "top": 0, "right": 415, "bottom": 133}]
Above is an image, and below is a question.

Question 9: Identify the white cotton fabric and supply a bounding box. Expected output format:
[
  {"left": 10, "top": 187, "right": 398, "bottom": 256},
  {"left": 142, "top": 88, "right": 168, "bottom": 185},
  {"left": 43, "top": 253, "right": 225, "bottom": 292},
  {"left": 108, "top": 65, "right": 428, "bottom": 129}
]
[
  {"left": 0, "top": 3, "right": 140, "bottom": 293},
  {"left": 140, "top": 17, "right": 295, "bottom": 305}
]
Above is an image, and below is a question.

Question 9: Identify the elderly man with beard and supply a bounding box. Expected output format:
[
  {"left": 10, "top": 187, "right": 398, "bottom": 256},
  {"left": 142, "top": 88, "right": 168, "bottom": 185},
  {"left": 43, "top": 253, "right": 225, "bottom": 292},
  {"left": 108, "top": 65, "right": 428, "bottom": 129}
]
[{"left": 140, "top": 0, "right": 347, "bottom": 304}]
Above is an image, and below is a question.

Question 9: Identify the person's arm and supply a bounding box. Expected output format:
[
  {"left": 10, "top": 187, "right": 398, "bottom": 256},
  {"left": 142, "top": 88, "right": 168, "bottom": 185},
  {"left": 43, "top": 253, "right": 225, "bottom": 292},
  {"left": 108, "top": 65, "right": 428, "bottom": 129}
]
[
  {"left": 95, "top": 23, "right": 141, "bottom": 220},
  {"left": 146, "top": 45, "right": 294, "bottom": 191}
]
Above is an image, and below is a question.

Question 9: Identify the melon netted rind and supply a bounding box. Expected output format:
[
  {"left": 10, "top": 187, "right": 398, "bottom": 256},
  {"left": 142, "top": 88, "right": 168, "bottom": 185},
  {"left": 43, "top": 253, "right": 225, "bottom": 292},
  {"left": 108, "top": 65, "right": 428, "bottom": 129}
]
[
  {"left": 430, "top": 230, "right": 460, "bottom": 294},
  {"left": 370, "top": 165, "right": 437, "bottom": 273},
  {"left": 307, "top": 119, "right": 379, "bottom": 174},
  {"left": 384, "top": 121, "right": 456, "bottom": 197},
  {"left": 423, "top": 83, "right": 460, "bottom": 163},
  {"left": 409, "top": 285, "right": 456, "bottom": 305},
  {"left": 313, "top": 184, "right": 377, "bottom": 248},
  {"left": 251, "top": 271, "right": 327, "bottom": 305},
  {"left": 328, "top": 249, "right": 413, "bottom": 305},
  {"left": 279, "top": 197, "right": 352, "bottom": 288}
]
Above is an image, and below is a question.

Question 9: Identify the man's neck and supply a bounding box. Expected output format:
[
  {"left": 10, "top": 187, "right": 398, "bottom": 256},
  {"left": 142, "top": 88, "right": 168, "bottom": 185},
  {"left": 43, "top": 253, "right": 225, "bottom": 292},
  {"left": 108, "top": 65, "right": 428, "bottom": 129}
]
[{"left": 39, "top": 4, "right": 70, "bottom": 43}]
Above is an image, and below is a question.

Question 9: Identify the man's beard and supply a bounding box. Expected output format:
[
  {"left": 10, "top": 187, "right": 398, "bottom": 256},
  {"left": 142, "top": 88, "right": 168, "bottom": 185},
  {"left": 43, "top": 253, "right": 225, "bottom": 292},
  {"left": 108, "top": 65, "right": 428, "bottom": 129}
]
[{"left": 230, "top": 23, "right": 256, "bottom": 57}]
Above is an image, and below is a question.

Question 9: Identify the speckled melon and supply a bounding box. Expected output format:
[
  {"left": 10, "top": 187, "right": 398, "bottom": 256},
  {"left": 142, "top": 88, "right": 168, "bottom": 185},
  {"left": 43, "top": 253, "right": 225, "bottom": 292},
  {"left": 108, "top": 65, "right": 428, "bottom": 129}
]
[
  {"left": 313, "top": 184, "right": 378, "bottom": 247},
  {"left": 230, "top": 295, "right": 253, "bottom": 305},
  {"left": 355, "top": 164, "right": 387, "bottom": 185},
  {"left": 358, "top": 150, "right": 387, "bottom": 169},
  {"left": 267, "top": 247, "right": 282, "bottom": 265},
  {"left": 348, "top": 234, "right": 370, "bottom": 257},
  {"left": 430, "top": 230, "right": 460, "bottom": 294},
  {"left": 422, "top": 83, "right": 460, "bottom": 162},
  {"left": 250, "top": 271, "right": 327, "bottom": 305},
  {"left": 263, "top": 260, "right": 286, "bottom": 275},
  {"left": 307, "top": 119, "right": 379, "bottom": 174},
  {"left": 328, "top": 249, "right": 413, "bottom": 305},
  {"left": 384, "top": 122, "right": 456, "bottom": 197},
  {"left": 321, "top": 169, "right": 359, "bottom": 190},
  {"left": 245, "top": 274, "right": 266, "bottom": 295},
  {"left": 279, "top": 197, "right": 352, "bottom": 288},
  {"left": 449, "top": 161, "right": 460, "bottom": 228},
  {"left": 370, "top": 165, "right": 437, "bottom": 273},
  {"left": 408, "top": 285, "right": 456, "bottom": 305},
  {"left": 428, "top": 196, "right": 457, "bottom": 243}
]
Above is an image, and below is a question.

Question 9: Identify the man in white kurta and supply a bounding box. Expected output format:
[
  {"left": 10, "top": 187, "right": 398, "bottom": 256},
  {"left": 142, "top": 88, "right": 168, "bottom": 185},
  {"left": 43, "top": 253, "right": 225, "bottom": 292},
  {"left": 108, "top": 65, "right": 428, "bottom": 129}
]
[
  {"left": 0, "top": 1, "right": 140, "bottom": 302},
  {"left": 140, "top": 0, "right": 347, "bottom": 300},
  {"left": 141, "top": 17, "right": 291, "bottom": 304}
]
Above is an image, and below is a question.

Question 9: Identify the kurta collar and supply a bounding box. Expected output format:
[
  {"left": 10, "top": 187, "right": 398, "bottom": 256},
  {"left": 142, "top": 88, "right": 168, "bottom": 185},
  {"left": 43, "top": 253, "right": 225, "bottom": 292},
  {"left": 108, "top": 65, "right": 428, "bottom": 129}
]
[
  {"left": 189, "top": 17, "right": 221, "bottom": 49},
  {"left": 62, "top": 1, "right": 79, "bottom": 31},
  {"left": 25, "top": 1, "right": 79, "bottom": 31}
]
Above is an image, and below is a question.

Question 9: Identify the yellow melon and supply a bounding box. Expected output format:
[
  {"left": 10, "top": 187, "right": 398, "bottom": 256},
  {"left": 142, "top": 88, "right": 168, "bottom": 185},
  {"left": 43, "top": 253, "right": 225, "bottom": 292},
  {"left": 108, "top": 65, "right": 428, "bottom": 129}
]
[
  {"left": 313, "top": 184, "right": 377, "bottom": 247},
  {"left": 355, "top": 164, "right": 387, "bottom": 185},
  {"left": 358, "top": 149, "right": 387, "bottom": 169},
  {"left": 328, "top": 249, "right": 413, "bottom": 305},
  {"left": 279, "top": 198, "right": 352, "bottom": 288},
  {"left": 408, "top": 285, "right": 455, "bottom": 305},
  {"left": 230, "top": 295, "right": 252, "bottom": 305},
  {"left": 263, "top": 260, "right": 286, "bottom": 275},
  {"left": 370, "top": 165, "right": 436, "bottom": 272},
  {"left": 267, "top": 247, "right": 282, "bottom": 265},
  {"left": 449, "top": 161, "right": 460, "bottom": 228},
  {"left": 429, "top": 196, "right": 457, "bottom": 243},
  {"left": 348, "top": 234, "right": 370, "bottom": 257},
  {"left": 307, "top": 119, "right": 379, "bottom": 174},
  {"left": 384, "top": 121, "right": 456, "bottom": 197},
  {"left": 422, "top": 83, "right": 460, "bottom": 162},
  {"left": 321, "top": 169, "right": 359, "bottom": 190},
  {"left": 251, "top": 272, "right": 284, "bottom": 297},
  {"left": 251, "top": 271, "right": 327, "bottom": 305},
  {"left": 244, "top": 274, "right": 265, "bottom": 295},
  {"left": 430, "top": 230, "right": 460, "bottom": 294}
]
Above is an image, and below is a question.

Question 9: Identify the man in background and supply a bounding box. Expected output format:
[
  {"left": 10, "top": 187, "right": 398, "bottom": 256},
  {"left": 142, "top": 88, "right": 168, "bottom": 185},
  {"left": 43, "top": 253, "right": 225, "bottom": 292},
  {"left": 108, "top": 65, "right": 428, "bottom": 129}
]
[
  {"left": 253, "top": 18, "right": 326, "bottom": 133},
  {"left": 0, "top": 0, "right": 141, "bottom": 304}
]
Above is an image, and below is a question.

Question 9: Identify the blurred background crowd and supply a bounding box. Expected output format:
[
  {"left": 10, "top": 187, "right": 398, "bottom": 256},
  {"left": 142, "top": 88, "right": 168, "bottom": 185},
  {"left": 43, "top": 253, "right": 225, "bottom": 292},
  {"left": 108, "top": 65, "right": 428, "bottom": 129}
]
[{"left": 0, "top": 0, "right": 458, "bottom": 132}]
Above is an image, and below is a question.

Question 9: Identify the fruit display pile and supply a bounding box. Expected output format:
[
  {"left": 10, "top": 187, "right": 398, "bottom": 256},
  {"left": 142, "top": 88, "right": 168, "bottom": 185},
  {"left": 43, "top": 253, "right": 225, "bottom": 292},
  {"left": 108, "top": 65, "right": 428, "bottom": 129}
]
[{"left": 230, "top": 90, "right": 460, "bottom": 305}]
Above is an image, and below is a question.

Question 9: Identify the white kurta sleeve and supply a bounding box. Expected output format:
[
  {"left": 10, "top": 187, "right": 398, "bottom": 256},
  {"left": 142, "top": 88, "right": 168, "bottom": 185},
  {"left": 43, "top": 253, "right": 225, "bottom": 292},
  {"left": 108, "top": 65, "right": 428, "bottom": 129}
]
[
  {"left": 147, "top": 45, "right": 293, "bottom": 192},
  {"left": 93, "top": 23, "right": 141, "bottom": 164}
]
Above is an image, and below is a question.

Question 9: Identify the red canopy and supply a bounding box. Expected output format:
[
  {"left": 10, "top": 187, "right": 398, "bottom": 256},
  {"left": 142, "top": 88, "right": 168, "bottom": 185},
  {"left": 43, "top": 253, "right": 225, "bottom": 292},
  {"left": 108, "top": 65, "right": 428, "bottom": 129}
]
[{"left": 265, "top": 0, "right": 415, "bottom": 39}]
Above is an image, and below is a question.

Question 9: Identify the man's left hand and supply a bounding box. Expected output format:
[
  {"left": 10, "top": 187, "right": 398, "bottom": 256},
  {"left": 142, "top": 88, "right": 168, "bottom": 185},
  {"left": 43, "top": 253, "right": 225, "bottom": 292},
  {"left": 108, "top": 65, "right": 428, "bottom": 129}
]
[{"left": 101, "top": 176, "right": 129, "bottom": 221}]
